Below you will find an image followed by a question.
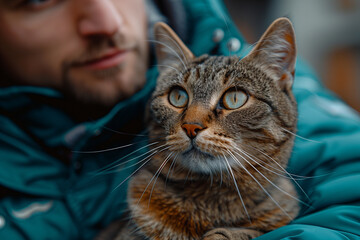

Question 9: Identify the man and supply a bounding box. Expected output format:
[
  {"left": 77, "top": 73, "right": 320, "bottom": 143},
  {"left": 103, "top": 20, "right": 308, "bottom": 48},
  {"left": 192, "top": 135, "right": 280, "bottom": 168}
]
[{"left": 1, "top": 0, "right": 359, "bottom": 239}]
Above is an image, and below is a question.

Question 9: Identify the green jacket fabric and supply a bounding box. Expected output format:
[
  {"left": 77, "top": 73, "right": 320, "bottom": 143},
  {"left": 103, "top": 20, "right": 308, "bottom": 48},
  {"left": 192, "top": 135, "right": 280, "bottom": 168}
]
[{"left": 1, "top": 0, "right": 360, "bottom": 239}]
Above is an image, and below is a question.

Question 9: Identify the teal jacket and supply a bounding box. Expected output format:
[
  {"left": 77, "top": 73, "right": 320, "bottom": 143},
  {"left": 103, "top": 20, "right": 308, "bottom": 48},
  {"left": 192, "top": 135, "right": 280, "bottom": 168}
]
[{"left": 1, "top": 0, "right": 360, "bottom": 239}]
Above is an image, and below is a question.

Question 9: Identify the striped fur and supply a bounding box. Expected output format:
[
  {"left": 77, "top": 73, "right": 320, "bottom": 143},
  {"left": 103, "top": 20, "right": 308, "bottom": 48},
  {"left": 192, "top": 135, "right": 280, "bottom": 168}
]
[{"left": 113, "top": 18, "right": 300, "bottom": 240}]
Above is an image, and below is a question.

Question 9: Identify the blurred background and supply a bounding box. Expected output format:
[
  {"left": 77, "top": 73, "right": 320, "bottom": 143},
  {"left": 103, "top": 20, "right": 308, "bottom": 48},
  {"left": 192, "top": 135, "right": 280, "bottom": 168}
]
[{"left": 224, "top": 0, "right": 360, "bottom": 112}]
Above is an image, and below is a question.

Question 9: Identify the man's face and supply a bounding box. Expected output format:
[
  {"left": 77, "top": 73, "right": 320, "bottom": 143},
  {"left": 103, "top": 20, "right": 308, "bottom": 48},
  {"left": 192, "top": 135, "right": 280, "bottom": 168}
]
[{"left": 0, "top": 0, "right": 149, "bottom": 106}]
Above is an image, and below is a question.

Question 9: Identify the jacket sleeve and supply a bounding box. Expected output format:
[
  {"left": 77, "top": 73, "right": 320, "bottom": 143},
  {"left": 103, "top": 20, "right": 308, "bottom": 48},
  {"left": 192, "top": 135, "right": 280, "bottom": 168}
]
[
  {"left": 0, "top": 114, "right": 80, "bottom": 239},
  {"left": 0, "top": 197, "right": 80, "bottom": 240},
  {"left": 256, "top": 60, "right": 360, "bottom": 239}
]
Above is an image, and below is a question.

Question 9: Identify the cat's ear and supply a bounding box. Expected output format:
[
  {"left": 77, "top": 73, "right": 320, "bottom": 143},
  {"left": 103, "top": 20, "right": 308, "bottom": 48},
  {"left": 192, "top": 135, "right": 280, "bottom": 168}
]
[
  {"left": 244, "top": 18, "right": 296, "bottom": 91},
  {"left": 154, "top": 22, "right": 194, "bottom": 70}
]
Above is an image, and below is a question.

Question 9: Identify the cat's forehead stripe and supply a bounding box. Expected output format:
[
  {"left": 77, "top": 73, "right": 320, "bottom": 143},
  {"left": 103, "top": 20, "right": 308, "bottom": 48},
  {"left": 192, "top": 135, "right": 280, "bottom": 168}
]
[{"left": 182, "top": 71, "right": 190, "bottom": 83}]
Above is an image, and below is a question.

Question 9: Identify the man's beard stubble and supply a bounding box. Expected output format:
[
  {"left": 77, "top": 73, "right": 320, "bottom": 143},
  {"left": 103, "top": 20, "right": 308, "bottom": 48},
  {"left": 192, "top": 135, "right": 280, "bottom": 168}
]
[{"left": 61, "top": 32, "right": 147, "bottom": 110}]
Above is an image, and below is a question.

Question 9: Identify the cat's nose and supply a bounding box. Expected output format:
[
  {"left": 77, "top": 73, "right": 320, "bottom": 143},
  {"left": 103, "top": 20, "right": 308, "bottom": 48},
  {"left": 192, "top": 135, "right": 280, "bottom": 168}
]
[{"left": 182, "top": 123, "right": 206, "bottom": 139}]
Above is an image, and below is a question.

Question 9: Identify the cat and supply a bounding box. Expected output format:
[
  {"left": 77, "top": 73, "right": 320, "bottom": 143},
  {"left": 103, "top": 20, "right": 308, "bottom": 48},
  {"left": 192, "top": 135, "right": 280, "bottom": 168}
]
[{"left": 103, "top": 17, "right": 300, "bottom": 240}]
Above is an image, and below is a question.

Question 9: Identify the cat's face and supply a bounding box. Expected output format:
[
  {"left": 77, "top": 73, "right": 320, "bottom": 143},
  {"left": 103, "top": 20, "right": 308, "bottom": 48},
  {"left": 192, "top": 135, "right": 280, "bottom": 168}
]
[{"left": 150, "top": 19, "right": 297, "bottom": 175}]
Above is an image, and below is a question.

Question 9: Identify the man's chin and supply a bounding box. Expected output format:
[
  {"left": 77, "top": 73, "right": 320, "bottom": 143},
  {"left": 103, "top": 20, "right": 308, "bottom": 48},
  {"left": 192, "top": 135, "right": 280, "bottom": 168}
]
[{"left": 63, "top": 74, "right": 145, "bottom": 109}]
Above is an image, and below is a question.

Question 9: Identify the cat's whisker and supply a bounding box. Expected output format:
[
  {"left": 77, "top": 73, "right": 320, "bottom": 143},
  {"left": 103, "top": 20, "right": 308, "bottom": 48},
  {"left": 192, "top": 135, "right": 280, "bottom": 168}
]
[
  {"left": 136, "top": 151, "right": 172, "bottom": 207},
  {"left": 255, "top": 158, "right": 308, "bottom": 181},
  {"left": 98, "top": 125, "right": 150, "bottom": 137},
  {"left": 112, "top": 156, "right": 156, "bottom": 193},
  {"left": 234, "top": 151, "right": 302, "bottom": 180},
  {"left": 148, "top": 152, "right": 174, "bottom": 207},
  {"left": 112, "top": 145, "right": 172, "bottom": 193},
  {"left": 236, "top": 145, "right": 293, "bottom": 176},
  {"left": 222, "top": 156, "right": 233, "bottom": 184},
  {"left": 210, "top": 171, "right": 214, "bottom": 188},
  {"left": 243, "top": 144, "right": 326, "bottom": 180},
  {"left": 184, "top": 167, "right": 193, "bottom": 186},
  {"left": 155, "top": 33, "right": 189, "bottom": 66},
  {"left": 128, "top": 222, "right": 144, "bottom": 237},
  {"left": 152, "top": 64, "right": 183, "bottom": 77},
  {"left": 239, "top": 40, "right": 261, "bottom": 60},
  {"left": 220, "top": 165, "right": 223, "bottom": 187},
  {"left": 281, "top": 127, "right": 322, "bottom": 143},
  {"left": 222, "top": 153, "right": 251, "bottom": 222},
  {"left": 72, "top": 143, "right": 138, "bottom": 154},
  {"left": 146, "top": 39, "right": 187, "bottom": 70},
  {"left": 239, "top": 34, "right": 288, "bottom": 63},
  {"left": 165, "top": 152, "right": 180, "bottom": 187},
  {"left": 103, "top": 147, "right": 171, "bottom": 183},
  {"left": 91, "top": 141, "right": 165, "bottom": 175},
  {"left": 226, "top": 149, "right": 294, "bottom": 221},
  {"left": 231, "top": 148, "right": 311, "bottom": 208},
  {"left": 238, "top": 146, "right": 312, "bottom": 201},
  {"left": 105, "top": 146, "right": 168, "bottom": 175},
  {"left": 216, "top": 5, "right": 232, "bottom": 56},
  {"left": 73, "top": 135, "right": 165, "bottom": 155},
  {"left": 235, "top": 145, "right": 310, "bottom": 182}
]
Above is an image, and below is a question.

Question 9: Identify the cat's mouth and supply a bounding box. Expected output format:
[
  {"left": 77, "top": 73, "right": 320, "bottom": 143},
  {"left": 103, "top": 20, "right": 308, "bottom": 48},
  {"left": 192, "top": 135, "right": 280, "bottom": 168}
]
[
  {"left": 183, "top": 146, "right": 214, "bottom": 159},
  {"left": 179, "top": 145, "right": 227, "bottom": 173}
]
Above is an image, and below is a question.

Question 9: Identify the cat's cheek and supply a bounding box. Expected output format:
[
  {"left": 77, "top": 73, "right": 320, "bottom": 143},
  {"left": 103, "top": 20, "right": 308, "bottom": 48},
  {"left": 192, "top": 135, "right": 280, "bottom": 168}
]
[
  {"left": 151, "top": 105, "right": 176, "bottom": 126},
  {"left": 224, "top": 104, "right": 272, "bottom": 132}
]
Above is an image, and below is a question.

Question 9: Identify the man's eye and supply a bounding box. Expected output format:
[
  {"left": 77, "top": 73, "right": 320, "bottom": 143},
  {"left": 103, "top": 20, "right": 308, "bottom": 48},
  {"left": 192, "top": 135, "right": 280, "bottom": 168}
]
[
  {"left": 17, "top": 0, "right": 57, "bottom": 10},
  {"left": 28, "top": 0, "right": 50, "bottom": 3},
  {"left": 25, "top": 0, "right": 53, "bottom": 5}
]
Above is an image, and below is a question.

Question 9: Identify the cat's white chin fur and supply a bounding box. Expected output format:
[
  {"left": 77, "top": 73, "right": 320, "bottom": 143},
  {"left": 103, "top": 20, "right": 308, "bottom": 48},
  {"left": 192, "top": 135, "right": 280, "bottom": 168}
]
[{"left": 179, "top": 150, "right": 240, "bottom": 174}]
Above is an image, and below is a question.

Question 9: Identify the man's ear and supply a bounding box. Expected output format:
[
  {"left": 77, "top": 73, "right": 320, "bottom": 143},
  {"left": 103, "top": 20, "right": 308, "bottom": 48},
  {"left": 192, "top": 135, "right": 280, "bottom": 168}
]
[
  {"left": 243, "top": 17, "right": 296, "bottom": 91},
  {"left": 153, "top": 22, "right": 194, "bottom": 70}
]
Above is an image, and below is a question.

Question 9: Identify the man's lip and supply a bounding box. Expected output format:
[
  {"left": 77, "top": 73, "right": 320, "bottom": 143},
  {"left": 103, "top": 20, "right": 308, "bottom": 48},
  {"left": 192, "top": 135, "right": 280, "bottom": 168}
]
[{"left": 76, "top": 49, "right": 129, "bottom": 70}]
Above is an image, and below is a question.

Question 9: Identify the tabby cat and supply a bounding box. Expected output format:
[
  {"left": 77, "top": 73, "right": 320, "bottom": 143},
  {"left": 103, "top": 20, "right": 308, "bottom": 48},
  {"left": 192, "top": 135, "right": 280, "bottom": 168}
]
[{"left": 109, "top": 17, "right": 300, "bottom": 240}]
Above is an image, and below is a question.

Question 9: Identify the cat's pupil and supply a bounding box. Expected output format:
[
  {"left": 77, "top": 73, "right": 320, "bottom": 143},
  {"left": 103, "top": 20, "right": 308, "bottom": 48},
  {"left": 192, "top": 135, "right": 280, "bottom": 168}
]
[
  {"left": 232, "top": 93, "right": 237, "bottom": 104},
  {"left": 222, "top": 90, "right": 247, "bottom": 110}
]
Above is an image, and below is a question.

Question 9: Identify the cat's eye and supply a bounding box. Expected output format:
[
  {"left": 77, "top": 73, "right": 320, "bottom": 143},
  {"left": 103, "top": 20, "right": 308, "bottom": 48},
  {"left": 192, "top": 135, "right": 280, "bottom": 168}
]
[
  {"left": 168, "top": 88, "right": 189, "bottom": 108},
  {"left": 222, "top": 89, "right": 248, "bottom": 110}
]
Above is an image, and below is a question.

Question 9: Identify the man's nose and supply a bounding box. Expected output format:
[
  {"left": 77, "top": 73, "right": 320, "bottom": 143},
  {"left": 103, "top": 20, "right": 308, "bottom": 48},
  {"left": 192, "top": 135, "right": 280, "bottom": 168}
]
[{"left": 77, "top": 0, "right": 123, "bottom": 37}]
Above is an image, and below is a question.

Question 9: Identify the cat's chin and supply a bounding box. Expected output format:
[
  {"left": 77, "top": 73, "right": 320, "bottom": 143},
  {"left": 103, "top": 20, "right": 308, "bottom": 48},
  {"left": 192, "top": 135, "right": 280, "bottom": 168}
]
[
  {"left": 180, "top": 148, "right": 228, "bottom": 174},
  {"left": 183, "top": 147, "right": 213, "bottom": 159}
]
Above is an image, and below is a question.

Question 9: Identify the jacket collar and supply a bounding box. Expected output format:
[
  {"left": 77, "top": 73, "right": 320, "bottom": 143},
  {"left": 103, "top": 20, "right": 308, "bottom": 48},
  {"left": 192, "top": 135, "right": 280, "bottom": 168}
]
[{"left": 0, "top": 68, "right": 157, "bottom": 152}]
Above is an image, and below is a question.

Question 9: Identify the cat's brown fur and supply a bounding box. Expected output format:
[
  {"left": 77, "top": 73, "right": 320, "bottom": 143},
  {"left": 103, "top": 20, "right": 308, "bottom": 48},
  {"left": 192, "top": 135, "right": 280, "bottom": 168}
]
[{"left": 113, "top": 18, "right": 300, "bottom": 240}]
